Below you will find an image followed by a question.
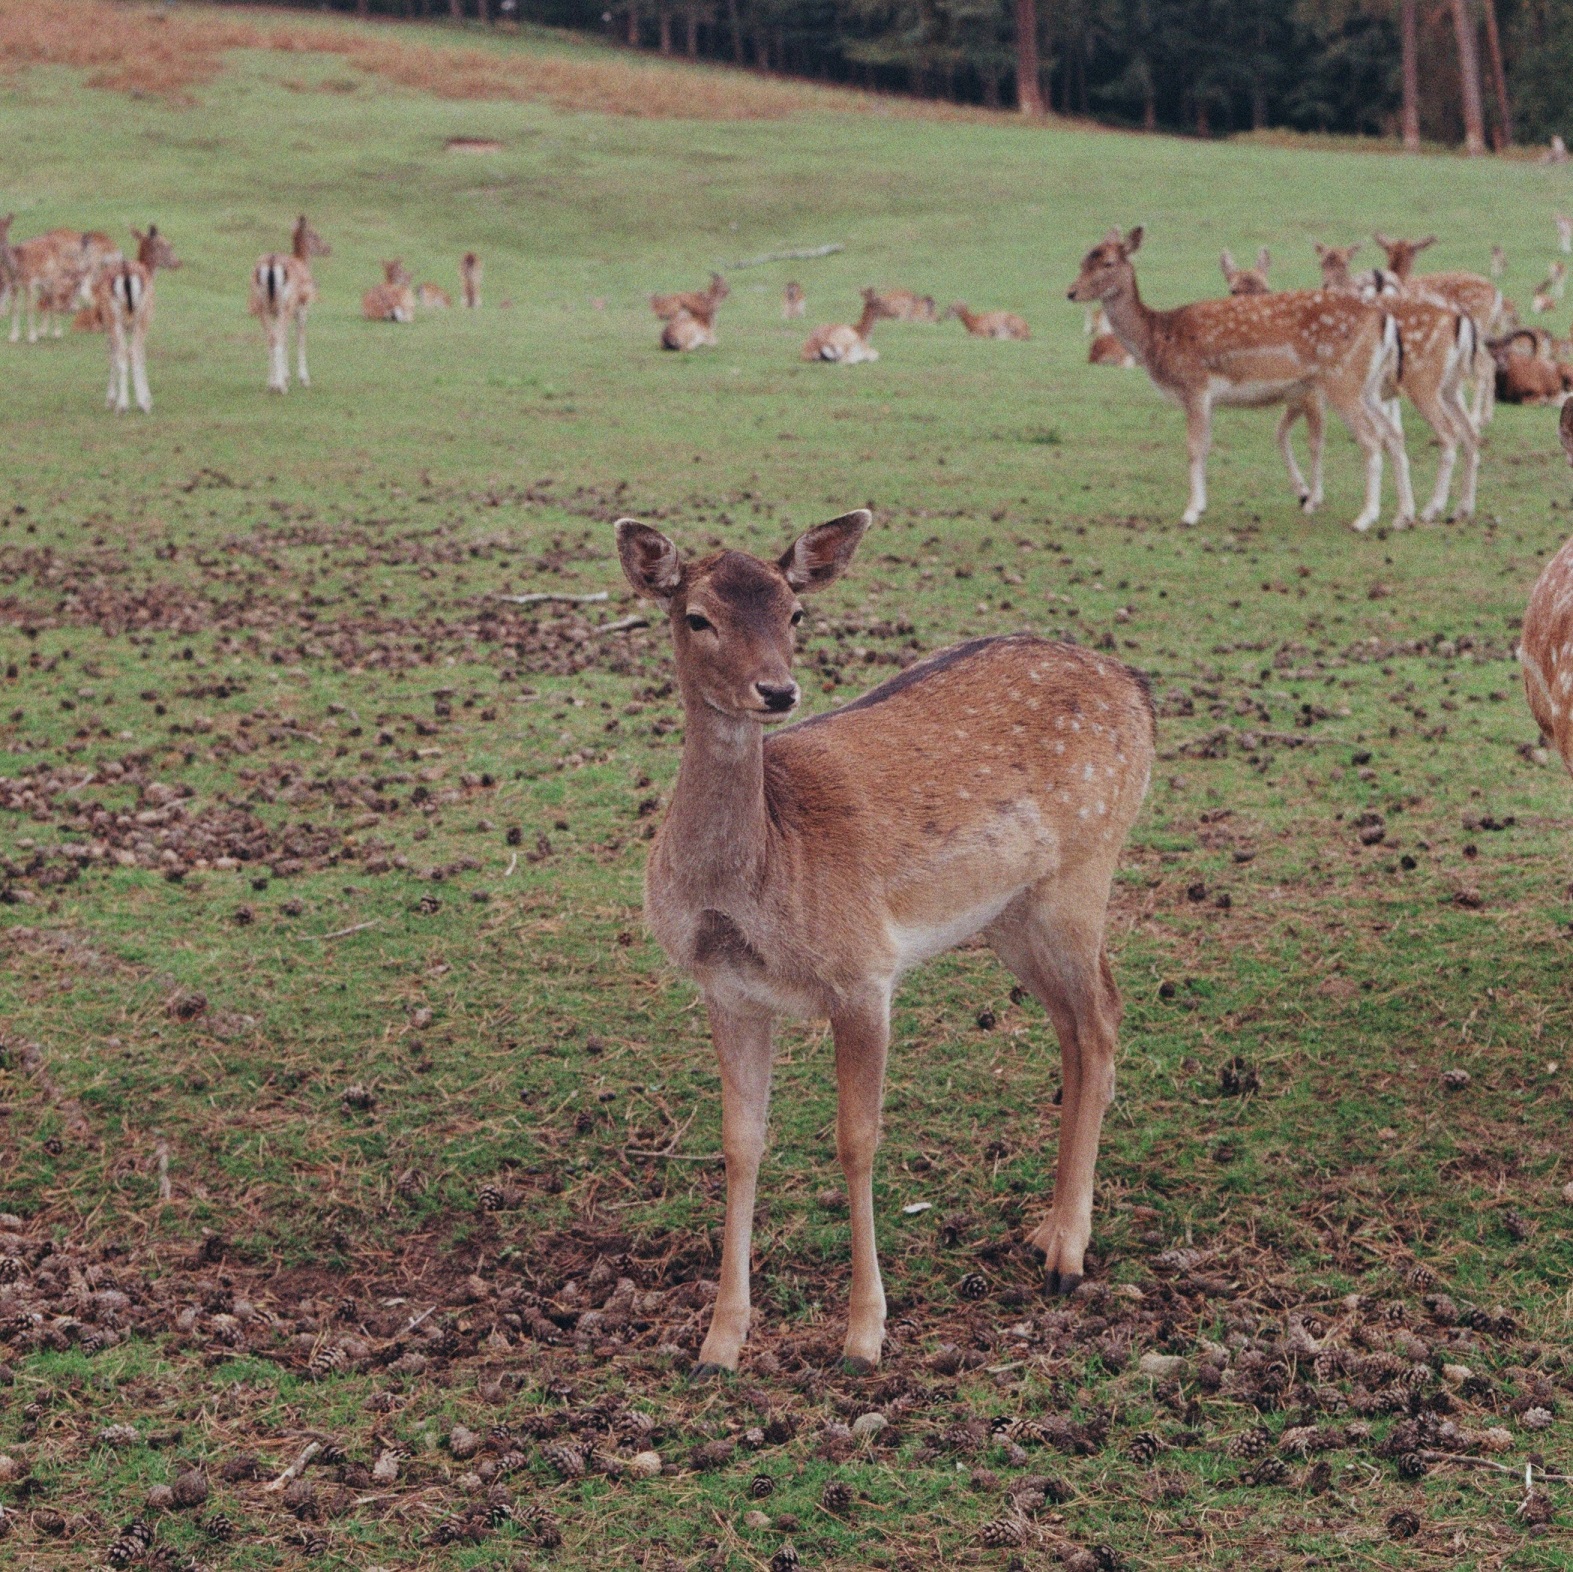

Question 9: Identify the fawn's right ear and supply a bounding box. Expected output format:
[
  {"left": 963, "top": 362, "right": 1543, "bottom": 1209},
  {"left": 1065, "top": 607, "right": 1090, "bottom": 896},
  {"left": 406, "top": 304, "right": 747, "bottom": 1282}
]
[
  {"left": 1220, "top": 249, "right": 1236, "bottom": 276},
  {"left": 616, "top": 520, "right": 684, "bottom": 604},
  {"left": 1123, "top": 225, "right": 1144, "bottom": 255}
]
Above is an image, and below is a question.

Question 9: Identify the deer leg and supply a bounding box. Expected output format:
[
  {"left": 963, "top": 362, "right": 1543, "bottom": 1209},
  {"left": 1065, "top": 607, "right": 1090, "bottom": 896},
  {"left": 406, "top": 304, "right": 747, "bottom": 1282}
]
[
  {"left": 1304, "top": 394, "right": 1326, "bottom": 510},
  {"left": 1181, "top": 396, "right": 1211, "bottom": 525},
  {"left": 8, "top": 284, "right": 20, "bottom": 343},
  {"left": 295, "top": 310, "right": 311, "bottom": 388},
  {"left": 1275, "top": 403, "right": 1311, "bottom": 507},
  {"left": 131, "top": 319, "right": 151, "bottom": 413},
  {"left": 693, "top": 997, "right": 774, "bottom": 1377},
  {"left": 106, "top": 321, "right": 128, "bottom": 412},
  {"left": 830, "top": 991, "right": 891, "bottom": 1371},
  {"left": 1450, "top": 384, "right": 1480, "bottom": 518},
  {"left": 1415, "top": 389, "right": 1460, "bottom": 522}
]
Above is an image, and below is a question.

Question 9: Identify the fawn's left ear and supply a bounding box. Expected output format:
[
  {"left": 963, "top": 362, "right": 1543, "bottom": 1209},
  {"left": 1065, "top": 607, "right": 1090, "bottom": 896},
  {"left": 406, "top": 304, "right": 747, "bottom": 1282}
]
[
  {"left": 778, "top": 510, "right": 872, "bottom": 593},
  {"left": 616, "top": 519, "right": 684, "bottom": 605}
]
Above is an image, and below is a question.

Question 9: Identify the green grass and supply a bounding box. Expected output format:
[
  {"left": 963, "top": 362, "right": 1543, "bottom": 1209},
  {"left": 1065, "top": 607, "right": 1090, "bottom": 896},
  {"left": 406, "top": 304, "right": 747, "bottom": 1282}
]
[{"left": 2, "top": 19, "right": 1573, "bottom": 1570}]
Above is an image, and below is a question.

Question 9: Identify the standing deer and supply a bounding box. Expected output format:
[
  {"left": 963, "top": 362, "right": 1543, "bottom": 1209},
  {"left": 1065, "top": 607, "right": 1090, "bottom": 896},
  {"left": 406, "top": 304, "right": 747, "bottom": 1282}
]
[
  {"left": 1220, "top": 247, "right": 1271, "bottom": 295},
  {"left": 615, "top": 512, "right": 1154, "bottom": 1371},
  {"left": 873, "top": 288, "right": 939, "bottom": 321},
  {"left": 947, "top": 302, "right": 1031, "bottom": 339},
  {"left": 460, "top": 251, "right": 482, "bottom": 309},
  {"left": 362, "top": 259, "right": 415, "bottom": 323},
  {"left": 0, "top": 214, "right": 16, "bottom": 321},
  {"left": 782, "top": 280, "right": 805, "bottom": 320},
  {"left": 1532, "top": 260, "right": 1568, "bottom": 315},
  {"left": 97, "top": 226, "right": 181, "bottom": 414},
  {"left": 8, "top": 227, "right": 117, "bottom": 342},
  {"left": 1520, "top": 418, "right": 1573, "bottom": 777},
  {"left": 1069, "top": 227, "right": 1414, "bottom": 531},
  {"left": 651, "top": 272, "right": 727, "bottom": 322},
  {"left": 250, "top": 216, "right": 330, "bottom": 393},
  {"left": 801, "top": 288, "right": 897, "bottom": 363}
]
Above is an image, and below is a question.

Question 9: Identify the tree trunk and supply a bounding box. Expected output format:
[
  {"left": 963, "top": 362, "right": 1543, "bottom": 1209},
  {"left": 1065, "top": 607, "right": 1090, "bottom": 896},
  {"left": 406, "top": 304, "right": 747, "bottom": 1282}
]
[
  {"left": 1014, "top": 0, "right": 1043, "bottom": 115},
  {"left": 726, "top": 0, "right": 744, "bottom": 62},
  {"left": 1142, "top": 62, "right": 1156, "bottom": 131},
  {"left": 1447, "top": 0, "right": 1487, "bottom": 155},
  {"left": 450, "top": 0, "right": 463, "bottom": 19},
  {"left": 1400, "top": 0, "right": 1420, "bottom": 149},
  {"left": 476, "top": 0, "right": 488, "bottom": 21},
  {"left": 658, "top": 8, "right": 672, "bottom": 53},
  {"left": 357, "top": 0, "right": 369, "bottom": 17},
  {"left": 627, "top": 0, "right": 638, "bottom": 46},
  {"left": 1479, "top": 0, "right": 1512, "bottom": 147},
  {"left": 685, "top": 7, "right": 698, "bottom": 55}
]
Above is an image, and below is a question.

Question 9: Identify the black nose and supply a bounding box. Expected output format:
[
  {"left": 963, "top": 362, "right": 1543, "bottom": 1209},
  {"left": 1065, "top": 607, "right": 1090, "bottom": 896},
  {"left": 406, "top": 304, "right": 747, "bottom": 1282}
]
[
  {"left": 756, "top": 682, "right": 798, "bottom": 713},
  {"left": 1065, "top": 288, "right": 1077, "bottom": 300}
]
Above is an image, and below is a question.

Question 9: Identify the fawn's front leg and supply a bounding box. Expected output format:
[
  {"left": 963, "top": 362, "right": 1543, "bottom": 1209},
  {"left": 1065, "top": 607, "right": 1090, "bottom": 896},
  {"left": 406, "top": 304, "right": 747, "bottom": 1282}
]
[{"left": 831, "top": 991, "right": 890, "bottom": 1371}]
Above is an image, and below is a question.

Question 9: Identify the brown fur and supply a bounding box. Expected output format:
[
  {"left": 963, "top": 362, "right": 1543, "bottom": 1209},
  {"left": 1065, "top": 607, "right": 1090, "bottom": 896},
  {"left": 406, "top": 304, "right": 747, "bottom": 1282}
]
[
  {"left": 650, "top": 271, "right": 727, "bottom": 322},
  {"left": 417, "top": 282, "right": 451, "bottom": 309},
  {"left": 948, "top": 301, "right": 1030, "bottom": 339},
  {"left": 460, "top": 251, "right": 482, "bottom": 309},
  {"left": 781, "top": 280, "right": 804, "bottom": 319},
  {"left": 94, "top": 225, "right": 180, "bottom": 413},
  {"left": 616, "top": 513, "right": 1154, "bottom": 1372},
  {"left": 1087, "top": 306, "right": 1135, "bottom": 367},
  {"left": 362, "top": 258, "right": 415, "bottom": 323},
  {"left": 800, "top": 288, "right": 897, "bottom": 363},
  {"left": 250, "top": 215, "right": 330, "bottom": 391},
  {"left": 1220, "top": 246, "right": 1271, "bottom": 296},
  {"left": 1490, "top": 328, "right": 1572, "bottom": 403},
  {"left": 873, "top": 287, "right": 938, "bottom": 321},
  {"left": 660, "top": 302, "right": 717, "bottom": 351}
]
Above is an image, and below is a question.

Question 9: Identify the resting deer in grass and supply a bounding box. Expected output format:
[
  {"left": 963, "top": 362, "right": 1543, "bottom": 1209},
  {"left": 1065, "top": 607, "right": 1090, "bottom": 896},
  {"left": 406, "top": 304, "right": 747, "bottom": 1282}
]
[
  {"left": 1373, "top": 233, "right": 1503, "bottom": 425},
  {"left": 250, "top": 215, "right": 330, "bottom": 392},
  {"left": 782, "top": 280, "right": 805, "bottom": 320},
  {"left": 661, "top": 302, "right": 717, "bottom": 351},
  {"left": 1220, "top": 247, "right": 1271, "bottom": 296},
  {"left": 1069, "top": 227, "right": 1414, "bottom": 531},
  {"left": 362, "top": 259, "right": 415, "bottom": 323},
  {"left": 874, "top": 288, "right": 939, "bottom": 322},
  {"left": 947, "top": 302, "right": 1031, "bottom": 339},
  {"left": 417, "top": 282, "right": 452, "bottom": 309},
  {"left": 1489, "top": 328, "right": 1572, "bottom": 404},
  {"left": 460, "top": 251, "right": 482, "bottom": 309},
  {"left": 801, "top": 288, "right": 897, "bottom": 363},
  {"left": 96, "top": 226, "right": 181, "bottom": 414},
  {"left": 1087, "top": 306, "right": 1135, "bottom": 368},
  {"left": 651, "top": 271, "right": 727, "bottom": 322},
  {"left": 1519, "top": 413, "right": 1573, "bottom": 775},
  {"left": 616, "top": 512, "right": 1154, "bottom": 1372},
  {"left": 1532, "top": 261, "right": 1567, "bottom": 315}
]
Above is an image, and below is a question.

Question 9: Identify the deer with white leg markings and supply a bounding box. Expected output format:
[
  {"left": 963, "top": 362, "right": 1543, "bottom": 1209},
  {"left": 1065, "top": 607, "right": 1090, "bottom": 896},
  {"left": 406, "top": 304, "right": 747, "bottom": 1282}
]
[
  {"left": 1068, "top": 226, "right": 1415, "bottom": 532},
  {"left": 250, "top": 216, "right": 330, "bottom": 393},
  {"left": 1520, "top": 407, "right": 1573, "bottom": 778},
  {"left": 616, "top": 511, "right": 1154, "bottom": 1373},
  {"left": 97, "top": 226, "right": 181, "bottom": 414}
]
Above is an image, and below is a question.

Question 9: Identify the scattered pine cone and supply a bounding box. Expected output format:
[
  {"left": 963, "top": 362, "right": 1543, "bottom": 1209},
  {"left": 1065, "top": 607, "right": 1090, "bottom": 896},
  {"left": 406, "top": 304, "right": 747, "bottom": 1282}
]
[
  {"left": 1243, "top": 1456, "right": 1287, "bottom": 1486},
  {"left": 1219, "top": 1056, "right": 1259, "bottom": 1096},
  {"left": 522, "top": 1505, "right": 562, "bottom": 1548},
  {"left": 171, "top": 1471, "right": 208, "bottom": 1510},
  {"left": 959, "top": 1272, "right": 989, "bottom": 1301},
  {"left": 0, "top": 1257, "right": 20, "bottom": 1285},
  {"left": 820, "top": 1479, "right": 853, "bottom": 1514},
  {"left": 1522, "top": 1490, "right": 1555, "bottom": 1527},
  {"left": 1227, "top": 1425, "right": 1272, "bottom": 1460},
  {"left": 200, "top": 1514, "right": 234, "bottom": 1542},
  {"left": 1386, "top": 1509, "right": 1420, "bottom": 1540},
  {"left": 770, "top": 1547, "right": 801, "bottom": 1572},
  {"left": 977, "top": 1517, "right": 1025, "bottom": 1548},
  {"left": 1396, "top": 1452, "right": 1428, "bottom": 1480},
  {"left": 542, "top": 1442, "right": 585, "bottom": 1480},
  {"left": 307, "top": 1343, "right": 347, "bottom": 1379},
  {"left": 107, "top": 1519, "right": 154, "bottom": 1567},
  {"left": 1126, "top": 1431, "right": 1161, "bottom": 1466},
  {"left": 749, "top": 1474, "right": 775, "bottom": 1499}
]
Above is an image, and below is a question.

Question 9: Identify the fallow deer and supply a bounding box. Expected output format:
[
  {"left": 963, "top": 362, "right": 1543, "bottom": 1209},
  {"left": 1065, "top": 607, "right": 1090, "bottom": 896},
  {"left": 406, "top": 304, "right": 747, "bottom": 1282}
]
[
  {"left": 1373, "top": 233, "right": 1503, "bottom": 424},
  {"left": 1491, "top": 245, "right": 1507, "bottom": 279},
  {"left": 1558, "top": 214, "right": 1573, "bottom": 256},
  {"left": 8, "top": 227, "right": 117, "bottom": 342},
  {"left": 1220, "top": 247, "right": 1271, "bottom": 296},
  {"left": 782, "top": 281, "right": 805, "bottom": 320},
  {"left": 0, "top": 214, "right": 18, "bottom": 321},
  {"left": 1520, "top": 430, "right": 1573, "bottom": 777},
  {"left": 873, "top": 288, "right": 939, "bottom": 322},
  {"left": 1087, "top": 306, "right": 1135, "bottom": 368},
  {"left": 800, "top": 288, "right": 897, "bottom": 363},
  {"left": 417, "top": 282, "right": 452, "bottom": 309},
  {"left": 1488, "top": 328, "right": 1572, "bottom": 404},
  {"left": 947, "top": 302, "right": 1031, "bottom": 340},
  {"left": 615, "top": 512, "right": 1154, "bottom": 1372},
  {"left": 660, "top": 303, "right": 717, "bottom": 351},
  {"left": 362, "top": 259, "right": 415, "bottom": 323},
  {"left": 1312, "top": 242, "right": 1481, "bottom": 521},
  {"left": 460, "top": 252, "right": 483, "bottom": 309},
  {"left": 1068, "top": 227, "right": 1414, "bottom": 531},
  {"left": 1532, "top": 260, "right": 1568, "bottom": 315},
  {"left": 651, "top": 271, "right": 728, "bottom": 322},
  {"left": 96, "top": 226, "right": 181, "bottom": 414},
  {"left": 250, "top": 215, "right": 331, "bottom": 393}
]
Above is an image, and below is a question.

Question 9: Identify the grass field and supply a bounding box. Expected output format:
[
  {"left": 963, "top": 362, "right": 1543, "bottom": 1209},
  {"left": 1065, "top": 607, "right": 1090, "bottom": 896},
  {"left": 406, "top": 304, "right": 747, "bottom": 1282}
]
[{"left": 2, "top": 8, "right": 1573, "bottom": 1569}]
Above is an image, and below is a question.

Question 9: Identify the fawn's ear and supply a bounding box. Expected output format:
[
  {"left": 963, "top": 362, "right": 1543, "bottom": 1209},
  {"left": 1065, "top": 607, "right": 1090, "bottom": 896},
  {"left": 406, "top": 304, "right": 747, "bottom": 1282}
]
[
  {"left": 1415, "top": 235, "right": 1438, "bottom": 252},
  {"left": 1373, "top": 232, "right": 1394, "bottom": 251},
  {"left": 778, "top": 511, "right": 871, "bottom": 593},
  {"left": 616, "top": 520, "right": 684, "bottom": 604},
  {"left": 1123, "top": 225, "right": 1144, "bottom": 255},
  {"left": 1256, "top": 246, "right": 1270, "bottom": 273},
  {"left": 1220, "top": 250, "right": 1236, "bottom": 276}
]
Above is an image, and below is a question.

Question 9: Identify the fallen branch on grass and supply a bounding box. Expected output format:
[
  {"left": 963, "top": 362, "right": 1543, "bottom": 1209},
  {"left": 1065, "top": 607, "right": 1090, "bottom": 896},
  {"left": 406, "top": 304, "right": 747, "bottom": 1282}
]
[
  {"left": 262, "top": 1441, "right": 321, "bottom": 1492},
  {"left": 729, "top": 243, "right": 844, "bottom": 268},
  {"left": 1417, "top": 1450, "right": 1573, "bottom": 1484},
  {"left": 595, "top": 615, "right": 649, "bottom": 635},
  {"left": 488, "top": 590, "right": 609, "bottom": 607},
  {"left": 301, "top": 919, "right": 383, "bottom": 942}
]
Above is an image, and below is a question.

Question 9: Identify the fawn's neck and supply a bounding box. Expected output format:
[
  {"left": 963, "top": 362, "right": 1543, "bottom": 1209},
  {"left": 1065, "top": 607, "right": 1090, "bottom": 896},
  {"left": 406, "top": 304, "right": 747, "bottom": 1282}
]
[{"left": 660, "top": 697, "right": 771, "bottom": 902}]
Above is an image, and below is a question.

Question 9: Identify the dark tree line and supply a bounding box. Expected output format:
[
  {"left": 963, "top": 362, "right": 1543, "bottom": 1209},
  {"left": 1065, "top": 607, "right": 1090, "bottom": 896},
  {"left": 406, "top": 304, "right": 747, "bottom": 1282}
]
[{"left": 230, "top": 0, "right": 1571, "bottom": 145}]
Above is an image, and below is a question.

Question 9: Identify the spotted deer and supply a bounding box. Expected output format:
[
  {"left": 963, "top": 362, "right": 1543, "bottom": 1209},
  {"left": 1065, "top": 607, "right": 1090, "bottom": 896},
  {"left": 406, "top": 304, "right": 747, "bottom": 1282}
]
[
  {"left": 1520, "top": 429, "right": 1573, "bottom": 776},
  {"left": 1068, "top": 226, "right": 1414, "bottom": 531},
  {"left": 615, "top": 512, "right": 1153, "bottom": 1372},
  {"left": 362, "top": 259, "right": 415, "bottom": 323},
  {"left": 8, "top": 228, "right": 119, "bottom": 342},
  {"left": 782, "top": 280, "right": 805, "bottom": 320},
  {"left": 96, "top": 226, "right": 181, "bottom": 414},
  {"left": 250, "top": 216, "right": 330, "bottom": 393},
  {"left": 1220, "top": 247, "right": 1271, "bottom": 296},
  {"left": 1087, "top": 306, "right": 1135, "bottom": 368},
  {"left": 801, "top": 288, "right": 897, "bottom": 363},
  {"left": 947, "top": 302, "right": 1031, "bottom": 339},
  {"left": 660, "top": 302, "right": 717, "bottom": 351},
  {"left": 651, "top": 271, "right": 727, "bottom": 322},
  {"left": 873, "top": 287, "right": 939, "bottom": 322},
  {"left": 460, "top": 252, "right": 482, "bottom": 309}
]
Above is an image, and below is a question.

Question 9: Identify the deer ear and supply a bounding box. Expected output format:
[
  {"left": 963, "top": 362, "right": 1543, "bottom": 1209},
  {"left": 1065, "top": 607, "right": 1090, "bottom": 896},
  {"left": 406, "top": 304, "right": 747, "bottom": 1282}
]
[
  {"left": 1220, "top": 250, "right": 1236, "bottom": 276},
  {"left": 616, "top": 520, "right": 684, "bottom": 604},
  {"left": 1348, "top": 242, "right": 1361, "bottom": 259},
  {"left": 1417, "top": 235, "right": 1437, "bottom": 252},
  {"left": 778, "top": 510, "right": 872, "bottom": 593},
  {"left": 1256, "top": 247, "right": 1270, "bottom": 273},
  {"left": 1124, "top": 226, "right": 1144, "bottom": 255},
  {"left": 1373, "top": 233, "right": 1394, "bottom": 251}
]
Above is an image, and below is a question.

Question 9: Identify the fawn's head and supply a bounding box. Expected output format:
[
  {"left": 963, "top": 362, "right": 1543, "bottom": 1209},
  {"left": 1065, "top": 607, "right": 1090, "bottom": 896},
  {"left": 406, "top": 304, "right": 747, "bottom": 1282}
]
[
  {"left": 1068, "top": 226, "right": 1143, "bottom": 303},
  {"left": 1221, "top": 246, "right": 1270, "bottom": 295},
  {"left": 293, "top": 216, "right": 331, "bottom": 260},
  {"left": 1313, "top": 241, "right": 1361, "bottom": 288},
  {"left": 617, "top": 512, "right": 871, "bottom": 721},
  {"left": 707, "top": 272, "right": 729, "bottom": 303},
  {"left": 383, "top": 259, "right": 411, "bottom": 285},
  {"left": 133, "top": 226, "right": 181, "bottom": 272},
  {"left": 1373, "top": 233, "right": 1435, "bottom": 278}
]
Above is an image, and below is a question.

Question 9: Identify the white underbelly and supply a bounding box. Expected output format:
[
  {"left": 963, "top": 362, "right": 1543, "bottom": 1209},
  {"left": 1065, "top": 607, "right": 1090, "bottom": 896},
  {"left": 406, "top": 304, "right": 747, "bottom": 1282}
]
[
  {"left": 1211, "top": 376, "right": 1298, "bottom": 408},
  {"left": 888, "top": 890, "right": 1022, "bottom": 975}
]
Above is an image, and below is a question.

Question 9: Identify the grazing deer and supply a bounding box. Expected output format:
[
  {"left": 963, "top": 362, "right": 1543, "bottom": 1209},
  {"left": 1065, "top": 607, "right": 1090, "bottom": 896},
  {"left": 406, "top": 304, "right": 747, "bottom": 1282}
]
[
  {"left": 615, "top": 512, "right": 1154, "bottom": 1371},
  {"left": 782, "top": 280, "right": 805, "bottom": 320},
  {"left": 1069, "top": 227, "right": 1414, "bottom": 531},
  {"left": 1220, "top": 247, "right": 1271, "bottom": 295},
  {"left": 460, "top": 251, "right": 482, "bottom": 309},
  {"left": 651, "top": 271, "right": 728, "bottom": 322},
  {"left": 1488, "top": 328, "right": 1572, "bottom": 404},
  {"left": 1532, "top": 260, "right": 1568, "bottom": 315},
  {"left": 873, "top": 288, "right": 939, "bottom": 322},
  {"left": 362, "top": 259, "right": 415, "bottom": 323},
  {"left": 1373, "top": 233, "right": 1503, "bottom": 424},
  {"left": 7, "top": 227, "right": 115, "bottom": 343},
  {"left": 1312, "top": 242, "right": 1480, "bottom": 521},
  {"left": 661, "top": 303, "right": 717, "bottom": 351},
  {"left": 96, "top": 226, "right": 181, "bottom": 414},
  {"left": 947, "top": 302, "right": 1031, "bottom": 339},
  {"left": 250, "top": 215, "right": 330, "bottom": 393},
  {"left": 801, "top": 288, "right": 898, "bottom": 363},
  {"left": 1558, "top": 214, "right": 1573, "bottom": 255},
  {"left": 1087, "top": 305, "right": 1135, "bottom": 368},
  {"left": 417, "top": 282, "right": 452, "bottom": 309}
]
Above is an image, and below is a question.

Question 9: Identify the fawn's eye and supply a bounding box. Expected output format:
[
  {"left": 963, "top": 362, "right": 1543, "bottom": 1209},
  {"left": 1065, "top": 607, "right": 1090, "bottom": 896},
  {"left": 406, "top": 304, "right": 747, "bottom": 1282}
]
[
  {"left": 686, "top": 613, "right": 713, "bottom": 634},
  {"left": 789, "top": 609, "right": 803, "bottom": 627}
]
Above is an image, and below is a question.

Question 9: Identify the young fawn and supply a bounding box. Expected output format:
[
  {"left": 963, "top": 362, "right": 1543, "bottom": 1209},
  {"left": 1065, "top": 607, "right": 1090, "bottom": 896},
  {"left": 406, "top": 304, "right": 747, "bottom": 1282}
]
[
  {"left": 1521, "top": 406, "right": 1573, "bottom": 774},
  {"left": 1068, "top": 226, "right": 1414, "bottom": 531},
  {"left": 616, "top": 511, "right": 1154, "bottom": 1372},
  {"left": 417, "top": 282, "right": 452, "bottom": 309},
  {"left": 801, "top": 288, "right": 898, "bottom": 363},
  {"left": 947, "top": 302, "right": 1031, "bottom": 339},
  {"left": 781, "top": 281, "right": 805, "bottom": 320},
  {"left": 96, "top": 226, "right": 181, "bottom": 414},
  {"left": 661, "top": 302, "right": 718, "bottom": 351},
  {"left": 250, "top": 215, "right": 331, "bottom": 392},
  {"left": 362, "top": 260, "right": 415, "bottom": 323},
  {"left": 460, "top": 252, "right": 483, "bottom": 309},
  {"left": 1220, "top": 247, "right": 1271, "bottom": 296},
  {"left": 651, "top": 271, "right": 727, "bottom": 322},
  {"left": 873, "top": 288, "right": 939, "bottom": 322}
]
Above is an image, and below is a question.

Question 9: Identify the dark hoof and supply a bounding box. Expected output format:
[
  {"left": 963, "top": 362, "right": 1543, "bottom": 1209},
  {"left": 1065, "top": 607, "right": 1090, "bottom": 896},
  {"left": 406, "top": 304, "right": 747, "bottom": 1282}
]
[
  {"left": 841, "top": 1355, "right": 877, "bottom": 1377},
  {"left": 689, "top": 1362, "right": 734, "bottom": 1383},
  {"left": 1024, "top": 1240, "right": 1047, "bottom": 1265},
  {"left": 1046, "top": 1269, "right": 1082, "bottom": 1297}
]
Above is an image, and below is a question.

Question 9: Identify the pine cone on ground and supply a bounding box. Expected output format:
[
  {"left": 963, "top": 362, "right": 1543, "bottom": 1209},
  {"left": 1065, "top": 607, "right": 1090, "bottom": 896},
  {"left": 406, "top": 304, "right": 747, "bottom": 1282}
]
[
  {"left": 820, "top": 1479, "right": 853, "bottom": 1514},
  {"left": 199, "top": 1515, "right": 234, "bottom": 1542},
  {"left": 1126, "top": 1431, "right": 1161, "bottom": 1466},
  {"left": 770, "top": 1547, "right": 801, "bottom": 1572},
  {"left": 977, "top": 1517, "right": 1026, "bottom": 1547},
  {"left": 1397, "top": 1452, "right": 1429, "bottom": 1480},
  {"left": 1227, "top": 1424, "right": 1271, "bottom": 1460},
  {"left": 107, "top": 1519, "right": 154, "bottom": 1567},
  {"left": 749, "top": 1474, "right": 775, "bottom": 1498},
  {"left": 541, "top": 1442, "right": 585, "bottom": 1479},
  {"left": 1386, "top": 1509, "right": 1420, "bottom": 1540}
]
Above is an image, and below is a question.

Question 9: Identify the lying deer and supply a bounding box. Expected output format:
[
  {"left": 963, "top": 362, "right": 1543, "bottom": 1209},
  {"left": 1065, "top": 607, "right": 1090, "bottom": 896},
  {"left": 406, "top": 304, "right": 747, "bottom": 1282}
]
[
  {"left": 873, "top": 288, "right": 938, "bottom": 322},
  {"left": 661, "top": 302, "right": 717, "bottom": 351},
  {"left": 417, "top": 282, "right": 452, "bottom": 309},
  {"left": 947, "top": 302, "right": 1030, "bottom": 339},
  {"left": 250, "top": 215, "right": 331, "bottom": 392},
  {"left": 1087, "top": 305, "right": 1135, "bottom": 368},
  {"left": 782, "top": 281, "right": 805, "bottom": 320},
  {"left": 1532, "top": 260, "right": 1567, "bottom": 315},
  {"left": 460, "top": 251, "right": 482, "bottom": 309},
  {"left": 362, "top": 259, "right": 415, "bottom": 323},
  {"left": 96, "top": 226, "right": 181, "bottom": 414},
  {"left": 1489, "top": 328, "right": 1572, "bottom": 404},
  {"left": 615, "top": 512, "right": 1154, "bottom": 1371},
  {"left": 651, "top": 271, "right": 728, "bottom": 322},
  {"left": 1220, "top": 247, "right": 1271, "bottom": 296},
  {"left": 801, "top": 288, "right": 897, "bottom": 363},
  {"left": 1069, "top": 227, "right": 1414, "bottom": 531}
]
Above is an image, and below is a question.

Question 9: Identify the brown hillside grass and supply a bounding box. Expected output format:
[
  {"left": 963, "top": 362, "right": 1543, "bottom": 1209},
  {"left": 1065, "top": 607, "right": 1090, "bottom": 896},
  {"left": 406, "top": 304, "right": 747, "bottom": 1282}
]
[{"left": 0, "top": 0, "right": 987, "bottom": 121}]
